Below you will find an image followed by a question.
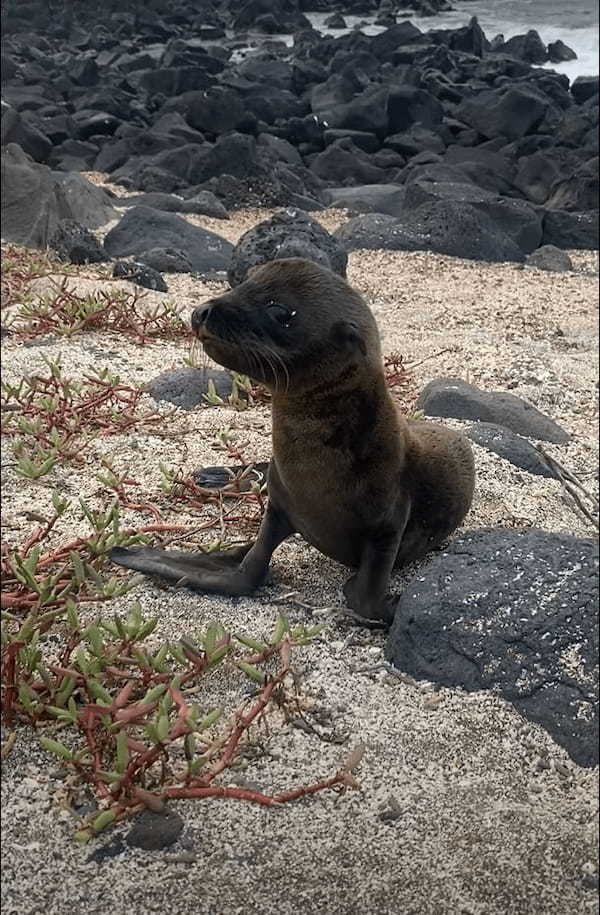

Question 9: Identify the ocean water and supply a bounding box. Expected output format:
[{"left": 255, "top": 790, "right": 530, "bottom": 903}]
[{"left": 306, "top": 0, "right": 599, "bottom": 81}]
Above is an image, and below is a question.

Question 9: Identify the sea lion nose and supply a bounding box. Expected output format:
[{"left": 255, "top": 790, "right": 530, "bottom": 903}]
[{"left": 191, "top": 303, "right": 213, "bottom": 332}]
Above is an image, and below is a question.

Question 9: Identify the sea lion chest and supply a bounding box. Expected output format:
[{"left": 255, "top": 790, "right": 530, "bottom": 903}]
[{"left": 270, "top": 400, "right": 403, "bottom": 568}]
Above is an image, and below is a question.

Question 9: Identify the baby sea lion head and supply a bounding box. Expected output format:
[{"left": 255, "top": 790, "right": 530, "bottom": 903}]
[{"left": 191, "top": 258, "right": 381, "bottom": 393}]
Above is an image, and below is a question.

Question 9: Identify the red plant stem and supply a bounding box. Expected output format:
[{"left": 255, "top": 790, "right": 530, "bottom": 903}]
[
  {"left": 31, "top": 523, "right": 185, "bottom": 568},
  {"left": 1, "top": 642, "right": 23, "bottom": 724},
  {"left": 73, "top": 762, "right": 113, "bottom": 800},
  {"left": 164, "top": 772, "right": 348, "bottom": 807},
  {"left": 1, "top": 594, "right": 38, "bottom": 609},
  {"left": 203, "top": 678, "right": 278, "bottom": 785}
]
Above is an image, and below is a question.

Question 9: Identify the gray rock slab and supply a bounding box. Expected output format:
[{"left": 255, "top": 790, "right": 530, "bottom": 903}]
[
  {"left": 386, "top": 529, "right": 599, "bottom": 766},
  {"left": 416, "top": 378, "right": 570, "bottom": 443}
]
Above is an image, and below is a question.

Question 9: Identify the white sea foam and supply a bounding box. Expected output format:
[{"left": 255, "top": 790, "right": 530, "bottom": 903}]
[{"left": 306, "top": 0, "right": 599, "bottom": 81}]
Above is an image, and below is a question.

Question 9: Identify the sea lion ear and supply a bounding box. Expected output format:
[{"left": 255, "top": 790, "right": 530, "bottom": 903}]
[{"left": 330, "top": 320, "right": 367, "bottom": 357}]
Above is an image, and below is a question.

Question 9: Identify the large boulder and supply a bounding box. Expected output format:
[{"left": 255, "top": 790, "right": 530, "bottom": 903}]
[
  {"left": 187, "top": 133, "right": 269, "bottom": 186},
  {"left": 324, "top": 185, "right": 407, "bottom": 217},
  {"left": 228, "top": 209, "right": 347, "bottom": 287},
  {"left": 570, "top": 76, "right": 599, "bottom": 104},
  {"left": 456, "top": 88, "right": 548, "bottom": 141},
  {"left": 444, "top": 146, "right": 517, "bottom": 197},
  {"left": 232, "top": 0, "right": 310, "bottom": 32},
  {"left": 492, "top": 30, "right": 548, "bottom": 64},
  {"left": 467, "top": 423, "right": 560, "bottom": 478},
  {"left": 0, "top": 104, "right": 52, "bottom": 163},
  {"left": 541, "top": 209, "right": 599, "bottom": 250},
  {"left": 184, "top": 86, "right": 258, "bottom": 136},
  {"left": 386, "top": 87, "right": 444, "bottom": 133},
  {"left": 317, "top": 86, "right": 390, "bottom": 138},
  {"left": 1, "top": 145, "right": 116, "bottom": 248},
  {"left": 415, "top": 378, "right": 570, "bottom": 442},
  {"left": 335, "top": 200, "right": 525, "bottom": 263},
  {"left": 308, "top": 142, "right": 388, "bottom": 185},
  {"left": 114, "top": 191, "right": 228, "bottom": 219},
  {"left": 404, "top": 181, "right": 543, "bottom": 255},
  {"left": 384, "top": 126, "right": 446, "bottom": 157},
  {"left": 525, "top": 245, "right": 574, "bottom": 273},
  {"left": 545, "top": 164, "right": 599, "bottom": 213},
  {"left": 547, "top": 40, "right": 577, "bottom": 63},
  {"left": 333, "top": 213, "right": 425, "bottom": 254},
  {"left": 52, "top": 171, "right": 116, "bottom": 228},
  {"left": 386, "top": 529, "right": 599, "bottom": 767},
  {"left": 369, "top": 21, "right": 422, "bottom": 60},
  {"left": 514, "top": 152, "right": 565, "bottom": 205},
  {"left": 103, "top": 207, "right": 233, "bottom": 274},
  {"left": 1, "top": 144, "right": 60, "bottom": 247},
  {"left": 49, "top": 219, "right": 106, "bottom": 265}
]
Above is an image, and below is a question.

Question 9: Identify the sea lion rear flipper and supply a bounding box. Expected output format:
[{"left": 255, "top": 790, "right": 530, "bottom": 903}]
[
  {"left": 109, "top": 545, "right": 253, "bottom": 592},
  {"left": 109, "top": 504, "right": 293, "bottom": 596}
]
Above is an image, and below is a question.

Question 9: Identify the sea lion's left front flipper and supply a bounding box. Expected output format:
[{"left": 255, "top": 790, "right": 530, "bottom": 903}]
[
  {"left": 109, "top": 503, "right": 294, "bottom": 597},
  {"left": 342, "top": 511, "right": 409, "bottom": 625}
]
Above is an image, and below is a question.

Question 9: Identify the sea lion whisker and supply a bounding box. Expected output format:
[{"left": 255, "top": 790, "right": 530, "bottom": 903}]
[
  {"left": 261, "top": 342, "right": 290, "bottom": 394},
  {"left": 249, "top": 336, "right": 280, "bottom": 392}
]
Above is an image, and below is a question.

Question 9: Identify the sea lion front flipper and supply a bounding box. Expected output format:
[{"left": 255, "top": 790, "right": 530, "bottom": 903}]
[
  {"left": 342, "top": 510, "right": 409, "bottom": 625},
  {"left": 110, "top": 503, "right": 295, "bottom": 597}
]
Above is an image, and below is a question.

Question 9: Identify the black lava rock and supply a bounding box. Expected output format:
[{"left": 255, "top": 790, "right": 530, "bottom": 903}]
[
  {"left": 493, "top": 30, "right": 548, "bottom": 64},
  {"left": 126, "top": 809, "right": 185, "bottom": 851},
  {"left": 525, "top": 245, "right": 574, "bottom": 273},
  {"left": 49, "top": 218, "right": 106, "bottom": 265},
  {"left": 114, "top": 191, "right": 228, "bottom": 220},
  {"left": 335, "top": 200, "right": 525, "bottom": 263},
  {"left": 467, "top": 423, "right": 559, "bottom": 478},
  {"left": 456, "top": 88, "right": 548, "bottom": 141},
  {"left": 112, "top": 261, "right": 168, "bottom": 292},
  {"left": 194, "top": 461, "right": 270, "bottom": 491},
  {"left": 415, "top": 378, "right": 570, "bottom": 443},
  {"left": 386, "top": 529, "right": 599, "bottom": 767},
  {"left": 1, "top": 143, "right": 61, "bottom": 247},
  {"left": 1, "top": 5, "right": 597, "bottom": 276},
  {"left": 547, "top": 40, "right": 577, "bottom": 63},
  {"left": 325, "top": 184, "right": 407, "bottom": 217},
  {"left": 104, "top": 207, "right": 232, "bottom": 274},
  {"left": 136, "top": 247, "right": 193, "bottom": 273},
  {"left": 541, "top": 210, "right": 599, "bottom": 250},
  {"left": 228, "top": 208, "right": 348, "bottom": 287},
  {"left": 0, "top": 105, "right": 52, "bottom": 163},
  {"left": 147, "top": 368, "right": 235, "bottom": 410},
  {"left": 571, "top": 76, "right": 599, "bottom": 104},
  {"left": 334, "top": 212, "right": 424, "bottom": 253},
  {"left": 52, "top": 171, "right": 116, "bottom": 228}
]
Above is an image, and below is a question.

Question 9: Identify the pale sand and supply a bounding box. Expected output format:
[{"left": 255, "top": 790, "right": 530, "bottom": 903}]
[{"left": 1, "top": 202, "right": 598, "bottom": 915}]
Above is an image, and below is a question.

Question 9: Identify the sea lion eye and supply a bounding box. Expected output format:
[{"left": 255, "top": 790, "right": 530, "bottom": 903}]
[{"left": 266, "top": 302, "right": 296, "bottom": 328}]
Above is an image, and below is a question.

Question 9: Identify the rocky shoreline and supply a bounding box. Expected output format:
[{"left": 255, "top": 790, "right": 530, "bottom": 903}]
[
  {"left": 2, "top": 1, "right": 598, "bottom": 267},
  {"left": 1, "top": 4, "right": 599, "bottom": 913}
]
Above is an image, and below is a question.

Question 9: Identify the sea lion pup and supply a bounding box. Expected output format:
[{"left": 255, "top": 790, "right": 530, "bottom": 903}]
[{"left": 110, "top": 258, "right": 475, "bottom": 624}]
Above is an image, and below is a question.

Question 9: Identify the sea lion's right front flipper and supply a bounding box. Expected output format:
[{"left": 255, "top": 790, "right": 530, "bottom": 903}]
[{"left": 109, "top": 503, "right": 295, "bottom": 597}]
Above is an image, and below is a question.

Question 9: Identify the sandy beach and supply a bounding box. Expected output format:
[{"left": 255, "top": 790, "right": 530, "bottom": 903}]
[{"left": 1, "top": 203, "right": 598, "bottom": 915}]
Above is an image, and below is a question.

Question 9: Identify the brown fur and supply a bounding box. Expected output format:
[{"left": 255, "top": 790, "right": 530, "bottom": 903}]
[{"left": 111, "top": 258, "right": 475, "bottom": 624}]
